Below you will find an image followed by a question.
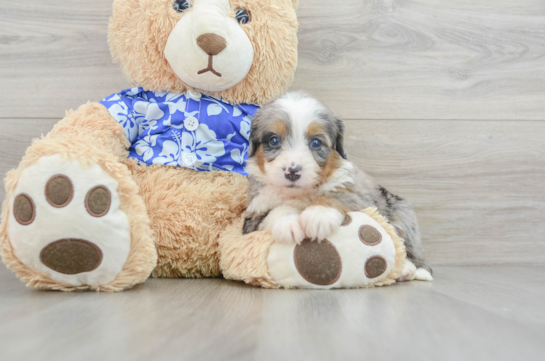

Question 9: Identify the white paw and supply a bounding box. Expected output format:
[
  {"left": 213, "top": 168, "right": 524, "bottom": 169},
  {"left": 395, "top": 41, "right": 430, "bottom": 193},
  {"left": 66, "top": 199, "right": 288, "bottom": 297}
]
[
  {"left": 398, "top": 260, "right": 417, "bottom": 281},
  {"left": 8, "top": 154, "right": 131, "bottom": 287},
  {"left": 298, "top": 206, "right": 344, "bottom": 242},
  {"left": 259, "top": 205, "right": 300, "bottom": 232},
  {"left": 272, "top": 214, "right": 306, "bottom": 244},
  {"left": 414, "top": 268, "right": 433, "bottom": 282}
]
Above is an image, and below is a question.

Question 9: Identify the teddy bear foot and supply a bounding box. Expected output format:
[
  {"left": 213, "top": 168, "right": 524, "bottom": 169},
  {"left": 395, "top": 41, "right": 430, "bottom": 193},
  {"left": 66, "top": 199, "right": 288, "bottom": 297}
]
[
  {"left": 267, "top": 211, "right": 401, "bottom": 289},
  {"left": 219, "top": 208, "right": 406, "bottom": 289},
  {"left": 6, "top": 154, "right": 133, "bottom": 287}
]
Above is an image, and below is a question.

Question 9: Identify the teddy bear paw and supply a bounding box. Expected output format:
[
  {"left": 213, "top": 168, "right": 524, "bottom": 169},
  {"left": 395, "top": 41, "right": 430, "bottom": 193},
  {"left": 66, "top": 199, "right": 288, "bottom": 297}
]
[
  {"left": 267, "top": 211, "right": 397, "bottom": 289},
  {"left": 7, "top": 154, "right": 131, "bottom": 287}
]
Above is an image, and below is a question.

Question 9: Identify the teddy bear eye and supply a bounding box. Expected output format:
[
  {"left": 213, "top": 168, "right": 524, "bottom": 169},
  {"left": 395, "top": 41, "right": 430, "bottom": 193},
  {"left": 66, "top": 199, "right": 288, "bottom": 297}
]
[
  {"left": 235, "top": 9, "right": 251, "bottom": 25},
  {"left": 173, "top": 0, "right": 191, "bottom": 13}
]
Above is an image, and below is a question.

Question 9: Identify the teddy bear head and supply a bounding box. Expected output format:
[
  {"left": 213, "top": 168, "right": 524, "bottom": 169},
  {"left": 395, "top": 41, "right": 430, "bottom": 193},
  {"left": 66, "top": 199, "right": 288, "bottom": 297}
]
[{"left": 109, "top": 0, "right": 299, "bottom": 105}]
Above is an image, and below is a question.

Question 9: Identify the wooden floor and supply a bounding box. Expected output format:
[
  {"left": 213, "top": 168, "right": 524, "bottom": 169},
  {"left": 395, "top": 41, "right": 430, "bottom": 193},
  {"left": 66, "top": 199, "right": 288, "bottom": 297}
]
[{"left": 0, "top": 265, "right": 544, "bottom": 361}]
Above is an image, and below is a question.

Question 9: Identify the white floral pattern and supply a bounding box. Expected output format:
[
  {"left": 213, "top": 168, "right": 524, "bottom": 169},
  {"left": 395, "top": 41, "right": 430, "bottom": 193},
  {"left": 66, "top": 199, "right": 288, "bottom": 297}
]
[
  {"left": 101, "top": 88, "right": 259, "bottom": 175},
  {"left": 239, "top": 115, "right": 252, "bottom": 141},
  {"left": 153, "top": 132, "right": 183, "bottom": 166},
  {"left": 108, "top": 102, "right": 138, "bottom": 142},
  {"left": 134, "top": 134, "right": 158, "bottom": 162}
]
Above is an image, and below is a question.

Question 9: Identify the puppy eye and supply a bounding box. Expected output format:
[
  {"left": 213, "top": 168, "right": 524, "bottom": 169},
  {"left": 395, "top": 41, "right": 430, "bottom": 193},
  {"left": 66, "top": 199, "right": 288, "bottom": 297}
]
[
  {"left": 236, "top": 9, "right": 251, "bottom": 25},
  {"left": 310, "top": 139, "right": 322, "bottom": 148},
  {"left": 268, "top": 136, "right": 281, "bottom": 147},
  {"left": 173, "top": 0, "right": 191, "bottom": 13}
]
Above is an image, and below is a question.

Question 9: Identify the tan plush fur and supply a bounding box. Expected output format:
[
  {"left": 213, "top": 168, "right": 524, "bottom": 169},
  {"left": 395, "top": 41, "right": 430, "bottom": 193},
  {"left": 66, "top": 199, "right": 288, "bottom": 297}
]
[
  {"left": 362, "top": 207, "right": 406, "bottom": 287},
  {"left": 1, "top": 0, "right": 300, "bottom": 291},
  {"left": 218, "top": 207, "right": 406, "bottom": 289},
  {"left": 0, "top": 101, "right": 251, "bottom": 288},
  {"left": 109, "top": 0, "right": 298, "bottom": 105},
  {"left": 0, "top": 103, "right": 157, "bottom": 291},
  {"left": 124, "top": 160, "right": 249, "bottom": 278},
  {"left": 219, "top": 216, "right": 279, "bottom": 288}
]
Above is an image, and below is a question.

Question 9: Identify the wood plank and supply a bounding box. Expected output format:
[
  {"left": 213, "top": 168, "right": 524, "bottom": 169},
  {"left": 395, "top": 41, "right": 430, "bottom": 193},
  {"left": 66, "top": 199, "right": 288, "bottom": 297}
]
[
  {"left": 0, "top": 119, "right": 58, "bottom": 202},
  {"left": 293, "top": 0, "right": 545, "bottom": 120},
  {"left": 0, "top": 1, "right": 129, "bottom": 119},
  {"left": 1, "top": 266, "right": 544, "bottom": 361},
  {"left": 342, "top": 118, "right": 545, "bottom": 266},
  {"left": 1, "top": 118, "right": 544, "bottom": 266},
  {"left": 1, "top": 0, "right": 545, "bottom": 120},
  {"left": 432, "top": 266, "right": 545, "bottom": 326}
]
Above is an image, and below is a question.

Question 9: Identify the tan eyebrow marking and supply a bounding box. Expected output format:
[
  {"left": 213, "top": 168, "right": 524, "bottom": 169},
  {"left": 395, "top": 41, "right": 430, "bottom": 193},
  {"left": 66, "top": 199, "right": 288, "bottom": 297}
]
[
  {"left": 306, "top": 121, "right": 326, "bottom": 139},
  {"left": 270, "top": 119, "right": 288, "bottom": 138},
  {"left": 255, "top": 145, "right": 266, "bottom": 173}
]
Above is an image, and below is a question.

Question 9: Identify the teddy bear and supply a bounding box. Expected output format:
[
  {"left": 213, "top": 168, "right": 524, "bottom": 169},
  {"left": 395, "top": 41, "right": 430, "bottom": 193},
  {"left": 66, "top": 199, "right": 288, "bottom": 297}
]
[{"left": 0, "top": 0, "right": 406, "bottom": 291}]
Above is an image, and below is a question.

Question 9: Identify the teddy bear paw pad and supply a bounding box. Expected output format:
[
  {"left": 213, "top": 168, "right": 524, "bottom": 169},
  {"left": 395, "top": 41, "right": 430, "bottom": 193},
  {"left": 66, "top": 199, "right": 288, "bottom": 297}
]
[
  {"left": 8, "top": 155, "right": 131, "bottom": 286},
  {"left": 294, "top": 239, "right": 342, "bottom": 286},
  {"left": 267, "top": 211, "right": 397, "bottom": 289}
]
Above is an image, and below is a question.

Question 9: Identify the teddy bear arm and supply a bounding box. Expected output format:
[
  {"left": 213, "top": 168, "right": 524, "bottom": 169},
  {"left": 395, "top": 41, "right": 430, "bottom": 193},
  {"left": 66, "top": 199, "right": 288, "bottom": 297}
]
[
  {"left": 219, "top": 216, "right": 280, "bottom": 288},
  {"left": 44, "top": 102, "right": 130, "bottom": 161}
]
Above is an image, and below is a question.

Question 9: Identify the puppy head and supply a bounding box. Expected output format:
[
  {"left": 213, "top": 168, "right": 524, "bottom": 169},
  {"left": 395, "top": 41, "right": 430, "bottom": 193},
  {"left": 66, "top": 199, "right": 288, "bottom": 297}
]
[{"left": 247, "top": 92, "right": 347, "bottom": 192}]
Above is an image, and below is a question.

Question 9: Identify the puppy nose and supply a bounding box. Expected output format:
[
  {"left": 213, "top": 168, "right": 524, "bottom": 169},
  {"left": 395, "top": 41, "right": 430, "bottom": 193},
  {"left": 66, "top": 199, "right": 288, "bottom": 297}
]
[
  {"left": 197, "top": 33, "right": 227, "bottom": 56},
  {"left": 285, "top": 166, "right": 302, "bottom": 182}
]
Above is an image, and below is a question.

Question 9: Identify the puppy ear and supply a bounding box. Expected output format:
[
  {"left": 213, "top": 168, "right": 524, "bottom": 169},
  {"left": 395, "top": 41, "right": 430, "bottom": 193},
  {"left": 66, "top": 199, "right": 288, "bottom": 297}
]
[
  {"left": 248, "top": 117, "right": 261, "bottom": 158},
  {"left": 334, "top": 118, "right": 348, "bottom": 159}
]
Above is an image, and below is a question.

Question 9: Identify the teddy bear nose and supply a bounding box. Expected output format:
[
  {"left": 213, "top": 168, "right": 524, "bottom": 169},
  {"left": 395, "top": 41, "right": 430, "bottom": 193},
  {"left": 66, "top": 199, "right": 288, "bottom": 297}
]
[{"left": 197, "top": 33, "right": 227, "bottom": 56}]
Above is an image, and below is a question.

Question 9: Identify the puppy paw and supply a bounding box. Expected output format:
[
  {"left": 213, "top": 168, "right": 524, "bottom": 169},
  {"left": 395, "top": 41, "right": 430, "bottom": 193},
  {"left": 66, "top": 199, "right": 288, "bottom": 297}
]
[
  {"left": 299, "top": 206, "right": 344, "bottom": 242},
  {"left": 272, "top": 214, "right": 306, "bottom": 244},
  {"left": 397, "top": 260, "right": 417, "bottom": 282},
  {"left": 414, "top": 268, "right": 433, "bottom": 282}
]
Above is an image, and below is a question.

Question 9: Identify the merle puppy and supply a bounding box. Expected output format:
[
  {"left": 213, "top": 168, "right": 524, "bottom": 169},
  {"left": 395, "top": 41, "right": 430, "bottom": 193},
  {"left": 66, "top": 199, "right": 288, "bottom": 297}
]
[{"left": 242, "top": 92, "right": 432, "bottom": 281}]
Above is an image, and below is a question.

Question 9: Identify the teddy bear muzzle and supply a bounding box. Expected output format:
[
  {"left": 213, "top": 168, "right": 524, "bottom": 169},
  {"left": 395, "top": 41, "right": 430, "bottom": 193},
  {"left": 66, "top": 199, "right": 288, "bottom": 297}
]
[{"left": 164, "top": 0, "right": 254, "bottom": 92}]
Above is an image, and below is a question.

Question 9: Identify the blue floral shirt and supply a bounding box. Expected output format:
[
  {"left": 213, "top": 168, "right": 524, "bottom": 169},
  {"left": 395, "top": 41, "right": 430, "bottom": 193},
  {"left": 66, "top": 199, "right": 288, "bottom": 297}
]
[{"left": 100, "top": 88, "right": 259, "bottom": 175}]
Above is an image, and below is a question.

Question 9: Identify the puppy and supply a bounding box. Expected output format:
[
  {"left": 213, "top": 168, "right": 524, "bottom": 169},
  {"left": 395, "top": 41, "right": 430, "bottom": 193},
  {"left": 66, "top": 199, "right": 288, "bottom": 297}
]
[{"left": 243, "top": 92, "right": 432, "bottom": 281}]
